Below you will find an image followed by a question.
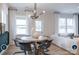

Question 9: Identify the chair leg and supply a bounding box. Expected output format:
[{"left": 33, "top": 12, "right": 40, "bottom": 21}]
[
  {"left": 44, "top": 53, "right": 49, "bottom": 55},
  {"left": 44, "top": 49, "right": 49, "bottom": 52},
  {"left": 24, "top": 50, "right": 27, "bottom": 55},
  {"left": 13, "top": 51, "right": 24, "bottom": 55},
  {"left": 37, "top": 48, "right": 45, "bottom": 55}
]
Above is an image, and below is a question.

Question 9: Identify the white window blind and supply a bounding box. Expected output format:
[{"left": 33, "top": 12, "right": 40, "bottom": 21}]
[
  {"left": 35, "top": 21, "right": 42, "bottom": 32},
  {"left": 58, "top": 17, "right": 74, "bottom": 34},
  {"left": 16, "top": 16, "right": 30, "bottom": 35}
]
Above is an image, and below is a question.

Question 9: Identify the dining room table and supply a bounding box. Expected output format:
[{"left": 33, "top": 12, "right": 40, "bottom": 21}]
[
  {"left": 17, "top": 36, "right": 50, "bottom": 43},
  {"left": 16, "top": 36, "right": 52, "bottom": 55}
]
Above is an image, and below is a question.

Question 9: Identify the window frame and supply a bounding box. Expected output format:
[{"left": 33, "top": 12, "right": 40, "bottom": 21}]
[
  {"left": 58, "top": 17, "right": 74, "bottom": 34},
  {"left": 35, "top": 20, "right": 44, "bottom": 34},
  {"left": 15, "top": 16, "right": 30, "bottom": 35}
]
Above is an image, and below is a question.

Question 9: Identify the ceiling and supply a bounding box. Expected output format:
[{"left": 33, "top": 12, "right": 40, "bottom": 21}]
[{"left": 8, "top": 3, "right": 79, "bottom": 14}]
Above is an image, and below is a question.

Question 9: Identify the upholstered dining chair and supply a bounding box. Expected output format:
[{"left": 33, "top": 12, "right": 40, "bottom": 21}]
[
  {"left": 13, "top": 38, "right": 32, "bottom": 55},
  {"left": 32, "top": 31, "right": 41, "bottom": 39},
  {"left": 37, "top": 39, "right": 52, "bottom": 55},
  {"left": 13, "top": 38, "right": 24, "bottom": 55}
]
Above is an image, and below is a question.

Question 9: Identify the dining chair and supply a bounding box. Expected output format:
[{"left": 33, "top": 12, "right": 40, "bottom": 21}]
[
  {"left": 13, "top": 38, "right": 32, "bottom": 55},
  {"left": 37, "top": 40, "right": 52, "bottom": 55}
]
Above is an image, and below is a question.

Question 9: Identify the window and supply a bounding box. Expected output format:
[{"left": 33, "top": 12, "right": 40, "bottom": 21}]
[
  {"left": 58, "top": 17, "right": 74, "bottom": 34},
  {"left": 16, "top": 16, "right": 30, "bottom": 35},
  {"left": 35, "top": 21, "right": 42, "bottom": 32},
  {"left": 67, "top": 18, "right": 74, "bottom": 33}
]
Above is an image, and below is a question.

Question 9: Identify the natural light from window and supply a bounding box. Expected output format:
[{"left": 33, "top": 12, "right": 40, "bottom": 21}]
[
  {"left": 16, "top": 16, "right": 29, "bottom": 35},
  {"left": 35, "top": 21, "right": 42, "bottom": 32},
  {"left": 58, "top": 17, "right": 74, "bottom": 34}
]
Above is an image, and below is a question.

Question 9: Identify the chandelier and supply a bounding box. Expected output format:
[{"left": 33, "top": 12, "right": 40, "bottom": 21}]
[{"left": 28, "top": 3, "right": 46, "bottom": 19}]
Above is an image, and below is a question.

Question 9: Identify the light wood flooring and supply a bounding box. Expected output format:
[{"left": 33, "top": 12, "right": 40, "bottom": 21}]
[{"left": 3, "top": 43, "right": 74, "bottom": 55}]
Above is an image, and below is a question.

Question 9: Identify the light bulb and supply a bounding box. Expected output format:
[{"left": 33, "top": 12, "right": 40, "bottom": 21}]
[
  {"left": 42, "top": 11, "right": 46, "bottom": 13},
  {"left": 34, "top": 10, "right": 36, "bottom": 13},
  {"left": 28, "top": 15, "right": 31, "bottom": 17}
]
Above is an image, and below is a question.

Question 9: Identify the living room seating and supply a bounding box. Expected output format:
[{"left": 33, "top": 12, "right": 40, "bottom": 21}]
[
  {"left": 0, "top": 31, "right": 9, "bottom": 54},
  {"left": 51, "top": 34, "right": 79, "bottom": 54}
]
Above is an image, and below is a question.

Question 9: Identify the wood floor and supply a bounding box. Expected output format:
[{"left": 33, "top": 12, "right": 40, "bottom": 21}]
[{"left": 3, "top": 43, "right": 73, "bottom": 55}]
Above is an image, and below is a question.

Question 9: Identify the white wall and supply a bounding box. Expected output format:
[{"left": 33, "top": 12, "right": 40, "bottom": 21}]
[
  {"left": 8, "top": 10, "right": 55, "bottom": 41},
  {"left": 39, "top": 12, "right": 55, "bottom": 36},
  {"left": 8, "top": 10, "right": 16, "bottom": 44},
  {"left": 0, "top": 4, "right": 2, "bottom": 23},
  {"left": 8, "top": 11, "right": 32, "bottom": 45},
  {"left": 54, "top": 13, "right": 78, "bottom": 34},
  {"left": 0, "top": 3, "right": 8, "bottom": 31},
  {"left": 2, "top": 4, "right": 8, "bottom": 31},
  {"left": 74, "top": 15, "right": 78, "bottom": 34}
]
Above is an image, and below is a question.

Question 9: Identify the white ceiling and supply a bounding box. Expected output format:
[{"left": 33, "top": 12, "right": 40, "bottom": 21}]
[{"left": 8, "top": 3, "right": 79, "bottom": 14}]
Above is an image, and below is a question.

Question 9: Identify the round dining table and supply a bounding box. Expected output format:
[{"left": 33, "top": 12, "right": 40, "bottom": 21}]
[
  {"left": 16, "top": 36, "right": 52, "bottom": 55},
  {"left": 17, "top": 36, "right": 50, "bottom": 43}
]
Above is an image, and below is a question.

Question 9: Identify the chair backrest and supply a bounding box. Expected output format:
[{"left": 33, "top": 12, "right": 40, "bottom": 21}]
[
  {"left": 46, "top": 40, "right": 52, "bottom": 48},
  {"left": 39, "top": 40, "right": 52, "bottom": 49},
  {"left": 32, "top": 31, "right": 41, "bottom": 39},
  {"left": 14, "top": 38, "right": 32, "bottom": 51},
  {"left": 19, "top": 43, "right": 32, "bottom": 51},
  {"left": 13, "top": 38, "right": 20, "bottom": 47}
]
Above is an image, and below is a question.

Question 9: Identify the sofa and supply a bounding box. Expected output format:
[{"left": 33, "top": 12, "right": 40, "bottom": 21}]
[
  {"left": 0, "top": 31, "right": 9, "bottom": 54},
  {"left": 50, "top": 34, "right": 79, "bottom": 54}
]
